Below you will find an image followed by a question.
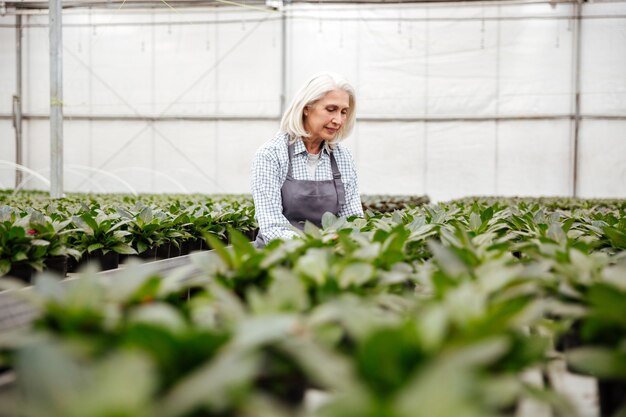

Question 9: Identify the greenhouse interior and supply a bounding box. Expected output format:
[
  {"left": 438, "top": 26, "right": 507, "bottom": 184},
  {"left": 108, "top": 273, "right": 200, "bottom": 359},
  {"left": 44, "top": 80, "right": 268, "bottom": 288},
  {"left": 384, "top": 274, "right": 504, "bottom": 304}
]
[{"left": 0, "top": 0, "right": 625, "bottom": 416}]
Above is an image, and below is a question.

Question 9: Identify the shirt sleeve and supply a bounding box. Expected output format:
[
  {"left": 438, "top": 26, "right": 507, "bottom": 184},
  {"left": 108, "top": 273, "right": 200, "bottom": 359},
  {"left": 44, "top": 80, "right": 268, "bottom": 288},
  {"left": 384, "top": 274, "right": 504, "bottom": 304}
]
[
  {"left": 337, "top": 149, "right": 364, "bottom": 218},
  {"left": 251, "top": 147, "right": 299, "bottom": 242}
]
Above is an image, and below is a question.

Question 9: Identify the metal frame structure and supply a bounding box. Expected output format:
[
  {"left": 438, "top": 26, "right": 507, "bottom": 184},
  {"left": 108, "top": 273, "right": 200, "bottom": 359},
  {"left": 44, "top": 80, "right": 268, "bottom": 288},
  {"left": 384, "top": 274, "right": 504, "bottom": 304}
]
[{"left": 1, "top": 0, "right": 624, "bottom": 197}]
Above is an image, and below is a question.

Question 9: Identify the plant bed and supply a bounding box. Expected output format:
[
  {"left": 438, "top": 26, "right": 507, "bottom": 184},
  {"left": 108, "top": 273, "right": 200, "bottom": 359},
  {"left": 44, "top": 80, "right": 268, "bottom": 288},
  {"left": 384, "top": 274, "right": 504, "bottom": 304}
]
[
  {"left": 138, "top": 246, "right": 157, "bottom": 261},
  {"left": 598, "top": 379, "right": 626, "bottom": 417},
  {"left": 87, "top": 250, "right": 119, "bottom": 271},
  {"left": 188, "top": 238, "right": 203, "bottom": 252},
  {"left": 7, "top": 262, "right": 34, "bottom": 284},
  {"left": 43, "top": 255, "right": 68, "bottom": 277},
  {"left": 156, "top": 243, "right": 171, "bottom": 259}
]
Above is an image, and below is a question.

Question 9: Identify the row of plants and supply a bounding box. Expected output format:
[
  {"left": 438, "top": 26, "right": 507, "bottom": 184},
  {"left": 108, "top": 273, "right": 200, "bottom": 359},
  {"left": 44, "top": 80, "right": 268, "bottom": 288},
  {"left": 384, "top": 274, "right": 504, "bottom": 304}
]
[
  {"left": 0, "top": 197, "right": 625, "bottom": 417},
  {"left": 0, "top": 191, "right": 257, "bottom": 280},
  {"left": 360, "top": 195, "right": 430, "bottom": 213}
]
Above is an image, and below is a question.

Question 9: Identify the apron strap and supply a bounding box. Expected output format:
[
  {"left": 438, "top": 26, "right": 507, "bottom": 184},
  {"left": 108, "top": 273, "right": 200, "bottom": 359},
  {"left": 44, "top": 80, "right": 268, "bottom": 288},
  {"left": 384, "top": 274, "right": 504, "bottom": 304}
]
[
  {"left": 286, "top": 142, "right": 295, "bottom": 179},
  {"left": 329, "top": 150, "right": 346, "bottom": 207}
]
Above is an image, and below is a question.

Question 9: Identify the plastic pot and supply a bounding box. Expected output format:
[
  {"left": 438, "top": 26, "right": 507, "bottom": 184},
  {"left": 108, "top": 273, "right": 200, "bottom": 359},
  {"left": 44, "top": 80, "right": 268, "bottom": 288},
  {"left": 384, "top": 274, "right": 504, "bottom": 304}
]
[
  {"left": 7, "top": 262, "right": 34, "bottom": 284},
  {"left": 44, "top": 255, "right": 68, "bottom": 277},
  {"left": 89, "top": 250, "right": 119, "bottom": 271}
]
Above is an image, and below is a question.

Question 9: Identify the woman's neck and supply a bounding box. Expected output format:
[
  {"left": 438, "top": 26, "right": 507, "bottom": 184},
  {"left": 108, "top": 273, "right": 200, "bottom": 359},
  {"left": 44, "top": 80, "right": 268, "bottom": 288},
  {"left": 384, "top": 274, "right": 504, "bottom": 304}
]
[{"left": 304, "top": 138, "right": 323, "bottom": 155}]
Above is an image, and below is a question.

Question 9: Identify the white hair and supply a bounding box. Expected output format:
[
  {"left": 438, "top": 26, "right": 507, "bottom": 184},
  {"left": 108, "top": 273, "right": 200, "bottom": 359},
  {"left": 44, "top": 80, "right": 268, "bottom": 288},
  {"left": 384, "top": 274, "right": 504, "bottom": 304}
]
[{"left": 280, "top": 72, "right": 357, "bottom": 146}]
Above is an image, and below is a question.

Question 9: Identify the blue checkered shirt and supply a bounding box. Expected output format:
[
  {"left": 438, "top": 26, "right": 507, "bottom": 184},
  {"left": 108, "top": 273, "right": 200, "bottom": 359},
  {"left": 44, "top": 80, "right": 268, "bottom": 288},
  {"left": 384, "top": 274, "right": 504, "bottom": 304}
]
[{"left": 251, "top": 132, "right": 363, "bottom": 242}]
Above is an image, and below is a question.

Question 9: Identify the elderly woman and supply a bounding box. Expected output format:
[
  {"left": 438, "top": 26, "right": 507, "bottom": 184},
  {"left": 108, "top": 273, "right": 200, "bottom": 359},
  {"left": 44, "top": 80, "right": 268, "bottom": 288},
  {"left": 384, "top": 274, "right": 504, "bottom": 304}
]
[{"left": 251, "top": 72, "right": 363, "bottom": 247}]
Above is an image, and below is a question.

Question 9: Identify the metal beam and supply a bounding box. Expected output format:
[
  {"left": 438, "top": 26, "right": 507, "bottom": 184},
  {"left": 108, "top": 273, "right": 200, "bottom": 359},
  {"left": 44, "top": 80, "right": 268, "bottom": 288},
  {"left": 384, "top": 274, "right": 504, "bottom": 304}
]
[
  {"left": 279, "top": 0, "right": 287, "bottom": 115},
  {"left": 572, "top": 0, "right": 582, "bottom": 198},
  {"left": 2, "top": 113, "right": 626, "bottom": 122},
  {"left": 13, "top": 14, "right": 23, "bottom": 189},
  {"left": 49, "top": 0, "right": 63, "bottom": 198}
]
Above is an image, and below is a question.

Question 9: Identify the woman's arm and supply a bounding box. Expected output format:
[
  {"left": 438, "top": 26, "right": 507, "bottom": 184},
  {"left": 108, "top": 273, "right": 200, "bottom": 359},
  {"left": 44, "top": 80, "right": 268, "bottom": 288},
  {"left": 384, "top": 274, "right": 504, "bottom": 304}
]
[
  {"left": 337, "top": 148, "right": 364, "bottom": 218},
  {"left": 251, "top": 147, "right": 299, "bottom": 242}
]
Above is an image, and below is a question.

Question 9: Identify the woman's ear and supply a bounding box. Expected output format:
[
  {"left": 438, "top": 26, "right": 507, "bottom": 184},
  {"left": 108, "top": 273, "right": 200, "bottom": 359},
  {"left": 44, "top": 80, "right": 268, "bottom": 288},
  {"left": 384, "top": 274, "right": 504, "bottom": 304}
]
[{"left": 303, "top": 105, "right": 309, "bottom": 116}]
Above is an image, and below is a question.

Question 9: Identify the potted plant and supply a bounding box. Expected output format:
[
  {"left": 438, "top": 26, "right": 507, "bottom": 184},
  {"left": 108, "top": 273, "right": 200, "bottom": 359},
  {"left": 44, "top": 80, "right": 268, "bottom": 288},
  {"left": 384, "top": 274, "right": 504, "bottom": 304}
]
[{"left": 70, "top": 211, "right": 136, "bottom": 271}]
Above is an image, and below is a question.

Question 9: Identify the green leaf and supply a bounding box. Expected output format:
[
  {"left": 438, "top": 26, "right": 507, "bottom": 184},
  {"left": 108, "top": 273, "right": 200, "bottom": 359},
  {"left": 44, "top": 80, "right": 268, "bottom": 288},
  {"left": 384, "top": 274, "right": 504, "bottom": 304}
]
[
  {"left": 0, "top": 259, "right": 10, "bottom": 276},
  {"left": 321, "top": 212, "right": 338, "bottom": 229},
  {"left": 295, "top": 248, "right": 329, "bottom": 285},
  {"left": 138, "top": 207, "right": 153, "bottom": 225},
  {"left": 88, "top": 243, "right": 104, "bottom": 253},
  {"left": 80, "top": 214, "right": 99, "bottom": 233},
  {"left": 137, "top": 241, "right": 148, "bottom": 254},
  {"left": 111, "top": 244, "right": 137, "bottom": 255},
  {"left": 338, "top": 262, "right": 374, "bottom": 289},
  {"left": 469, "top": 212, "right": 482, "bottom": 232},
  {"left": 31, "top": 239, "right": 50, "bottom": 247},
  {"left": 204, "top": 233, "right": 233, "bottom": 269},
  {"left": 13, "top": 252, "right": 27, "bottom": 262},
  {"left": 567, "top": 347, "right": 626, "bottom": 379},
  {"left": 604, "top": 226, "right": 626, "bottom": 249}
]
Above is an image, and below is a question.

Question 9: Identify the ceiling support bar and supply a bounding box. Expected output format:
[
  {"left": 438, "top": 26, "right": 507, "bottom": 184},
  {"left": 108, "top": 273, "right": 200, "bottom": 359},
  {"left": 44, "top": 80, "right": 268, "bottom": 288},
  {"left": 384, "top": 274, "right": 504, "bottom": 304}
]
[{"left": 49, "top": 0, "right": 63, "bottom": 198}]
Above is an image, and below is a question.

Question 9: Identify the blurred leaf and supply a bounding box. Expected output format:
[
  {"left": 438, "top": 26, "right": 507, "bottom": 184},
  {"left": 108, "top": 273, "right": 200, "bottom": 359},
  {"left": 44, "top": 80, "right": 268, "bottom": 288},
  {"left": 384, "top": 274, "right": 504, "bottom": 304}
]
[{"left": 567, "top": 347, "right": 626, "bottom": 379}]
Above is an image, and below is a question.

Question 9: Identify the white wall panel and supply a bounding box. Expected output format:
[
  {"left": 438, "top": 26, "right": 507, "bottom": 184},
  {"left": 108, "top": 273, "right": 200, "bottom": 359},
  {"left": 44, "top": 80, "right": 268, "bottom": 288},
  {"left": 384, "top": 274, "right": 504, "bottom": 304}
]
[
  {"left": 88, "top": 20, "right": 154, "bottom": 116},
  {"left": 154, "top": 14, "right": 218, "bottom": 116},
  {"left": 0, "top": 18, "right": 16, "bottom": 115},
  {"left": 426, "top": 121, "right": 496, "bottom": 202},
  {"left": 19, "top": 120, "right": 48, "bottom": 191},
  {"left": 357, "top": 9, "right": 427, "bottom": 117},
  {"left": 153, "top": 120, "right": 220, "bottom": 194},
  {"left": 426, "top": 20, "right": 498, "bottom": 117},
  {"left": 581, "top": 3, "right": 626, "bottom": 116},
  {"left": 0, "top": 121, "right": 17, "bottom": 189},
  {"left": 355, "top": 122, "right": 426, "bottom": 195},
  {"left": 62, "top": 23, "right": 95, "bottom": 117},
  {"left": 216, "top": 13, "right": 281, "bottom": 116},
  {"left": 288, "top": 10, "right": 360, "bottom": 100},
  {"left": 578, "top": 120, "right": 626, "bottom": 198},
  {"left": 216, "top": 121, "right": 279, "bottom": 193},
  {"left": 23, "top": 23, "right": 48, "bottom": 115},
  {"left": 498, "top": 14, "right": 574, "bottom": 115},
  {"left": 496, "top": 120, "right": 572, "bottom": 196}
]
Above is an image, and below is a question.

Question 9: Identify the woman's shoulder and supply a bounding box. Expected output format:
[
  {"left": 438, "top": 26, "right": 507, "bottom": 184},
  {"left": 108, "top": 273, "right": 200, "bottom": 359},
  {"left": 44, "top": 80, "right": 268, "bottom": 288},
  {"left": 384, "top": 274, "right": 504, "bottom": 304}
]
[
  {"left": 329, "top": 142, "right": 354, "bottom": 160},
  {"left": 256, "top": 132, "right": 290, "bottom": 157}
]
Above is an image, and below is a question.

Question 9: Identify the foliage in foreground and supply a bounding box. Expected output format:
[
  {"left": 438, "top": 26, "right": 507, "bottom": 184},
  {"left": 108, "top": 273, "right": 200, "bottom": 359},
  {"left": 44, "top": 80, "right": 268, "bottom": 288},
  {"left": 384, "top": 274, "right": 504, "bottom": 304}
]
[{"left": 0, "top": 196, "right": 625, "bottom": 417}]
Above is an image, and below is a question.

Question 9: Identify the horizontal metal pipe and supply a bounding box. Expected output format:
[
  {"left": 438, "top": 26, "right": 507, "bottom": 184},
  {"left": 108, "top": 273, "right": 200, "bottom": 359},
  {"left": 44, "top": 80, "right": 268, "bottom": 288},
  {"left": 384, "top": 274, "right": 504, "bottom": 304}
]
[
  {"left": 1, "top": 113, "right": 625, "bottom": 122},
  {"left": 2, "top": 13, "right": 626, "bottom": 26}
]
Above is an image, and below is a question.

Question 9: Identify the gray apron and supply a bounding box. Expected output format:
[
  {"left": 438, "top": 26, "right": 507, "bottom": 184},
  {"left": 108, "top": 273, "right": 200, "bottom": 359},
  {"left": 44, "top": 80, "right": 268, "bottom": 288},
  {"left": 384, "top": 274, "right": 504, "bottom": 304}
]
[{"left": 254, "top": 142, "right": 346, "bottom": 248}]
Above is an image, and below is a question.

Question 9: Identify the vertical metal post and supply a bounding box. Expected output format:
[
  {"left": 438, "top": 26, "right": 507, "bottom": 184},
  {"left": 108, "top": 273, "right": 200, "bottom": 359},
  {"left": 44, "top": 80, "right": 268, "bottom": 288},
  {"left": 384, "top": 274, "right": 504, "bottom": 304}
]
[
  {"left": 49, "top": 0, "right": 63, "bottom": 198},
  {"left": 279, "top": 0, "right": 287, "bottom": 115},
  {"left": 13, "top": 14, "right": 23, "bottom": 189},
  {"left": 572, "top": 0, "right": 582, "bottom": 197}
]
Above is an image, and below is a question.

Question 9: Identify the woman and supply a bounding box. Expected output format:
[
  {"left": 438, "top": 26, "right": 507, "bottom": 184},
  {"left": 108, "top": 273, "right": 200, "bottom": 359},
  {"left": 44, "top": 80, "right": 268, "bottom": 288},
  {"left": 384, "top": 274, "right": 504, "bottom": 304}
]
[{"left": 251, "top": 72, "right": 363, "bottom": 248}]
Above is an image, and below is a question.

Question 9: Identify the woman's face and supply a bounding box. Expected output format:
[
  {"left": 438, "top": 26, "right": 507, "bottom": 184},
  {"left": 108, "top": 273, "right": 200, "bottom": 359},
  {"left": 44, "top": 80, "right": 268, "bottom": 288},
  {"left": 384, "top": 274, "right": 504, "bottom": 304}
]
[{"left": 303, "top": 89, "right": 350, "bottom": 143}]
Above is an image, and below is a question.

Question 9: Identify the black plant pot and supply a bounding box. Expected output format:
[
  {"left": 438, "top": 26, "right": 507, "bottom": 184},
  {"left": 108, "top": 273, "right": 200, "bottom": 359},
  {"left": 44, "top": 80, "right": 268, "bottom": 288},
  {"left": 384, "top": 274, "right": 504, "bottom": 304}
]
[
  {"left": 189, "top": 238, "right": 203, "bottom": 252},
  {"left": 89, "top": 250, "right": 119, "bottom": 271},
  {"left": 7, "top": 262, "right": 34, "bottom": 284},
  {"left": 598, "top": 379, "right": 626, "bottom": 417},
  {"left": 556, "top": 320, "right": 583, "bottom": 354},
  {"left": 245, "top": 228, "right": 259, "bottom": 242},
  {"left": 138, "top": 246, "right": 157, "bottom": 261},
  {"left": 67, "top": 255, "right": 82, "bottom": 273},
  {"left": 44, "top": 255, "right": 68, "bottom": 277},
  {"left": 170, "top": 243, "right": 181, "bottom": 258},
  {"left": 180, "top": 241, "right": 191, "bottom": 256},
  {"left": 255, "top": 349, "right": 310, "bottom": 407},
  {"left": 156, "top": 243, "right": 171, "bottom": 259}
]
